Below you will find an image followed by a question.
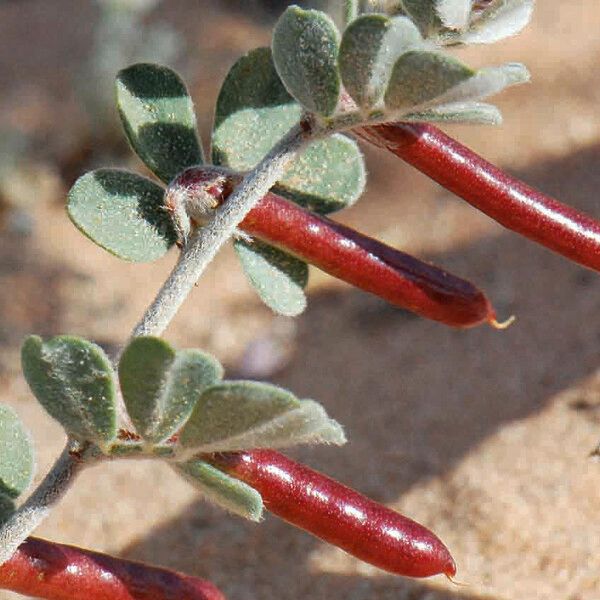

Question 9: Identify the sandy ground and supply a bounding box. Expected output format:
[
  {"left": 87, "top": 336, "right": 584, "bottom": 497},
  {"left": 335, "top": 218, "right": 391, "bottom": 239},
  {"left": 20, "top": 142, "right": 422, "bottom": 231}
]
[{"left": 0, "top": 1, "right": 599, "bottom": 599}]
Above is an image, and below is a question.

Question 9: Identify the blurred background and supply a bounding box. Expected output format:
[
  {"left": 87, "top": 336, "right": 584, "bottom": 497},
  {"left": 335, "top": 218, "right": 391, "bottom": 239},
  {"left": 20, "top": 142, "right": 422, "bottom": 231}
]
[{"left": 1, "top": 1, "right": 599, "bottom": 599}]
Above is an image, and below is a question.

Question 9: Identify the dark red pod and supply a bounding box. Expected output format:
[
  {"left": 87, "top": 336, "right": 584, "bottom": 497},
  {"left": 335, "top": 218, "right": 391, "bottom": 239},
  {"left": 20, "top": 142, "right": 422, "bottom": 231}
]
[
  {"left": 358, "top": 123, "right": 600, "bottom": 272},
  {"left": 210, "top": 450, "right": 456, "bottom": 579},
  {"left": 0, "top": 537, "right": 225, "bottom": 600},
  {"left": 242, "top": 192, "right": 496, "bottom": 328},
  {"left": 167, "top": 167, "right": 498, "bottom": 328}
]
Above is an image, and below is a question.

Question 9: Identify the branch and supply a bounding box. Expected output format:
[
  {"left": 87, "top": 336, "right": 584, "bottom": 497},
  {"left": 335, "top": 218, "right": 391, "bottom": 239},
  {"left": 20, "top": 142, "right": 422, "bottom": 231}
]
[
  {"left": 0, "top": 536, "right": 225, "bottom": 600},
  {"left": 131, "top": 120, "right": 315, "bottom": 338},
  {"left": 0, "top": 442, "right": 89, "bottom": 565}
]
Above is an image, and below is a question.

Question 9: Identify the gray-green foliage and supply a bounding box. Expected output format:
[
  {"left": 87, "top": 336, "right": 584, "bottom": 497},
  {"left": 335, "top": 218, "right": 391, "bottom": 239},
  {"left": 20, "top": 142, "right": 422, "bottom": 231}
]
[
  {"left": 272, "top": 6, "right": 341, "bottom": 116},
  {"left": 21, "top": 336, "right": 117, "bottom": 445},
  {"left": 177, "top": 380, "right": 345, "bottom": 454},
  {"left": 234, "top": 238, "right": 309, "bottom": 317},
  {"left": 339, "top": 14, "right": 422, "bottom": 110},
  {"left": 67, "top": 169, "right": 176, "bottom": 262},
  {"left": 119, "top": 337, "right": 223, "bottom": 443},
  {"left": 175, "top": 460, "right": 264, "bottom": 521},
  {"left": 0, "top": 405, "right": 34, "bottom": 500},
  {"left": 213, "top": 47, "right": 365, "bottom": 214},
  {"left": 385, "top": 50, "right": 474, "bottom": 109},
  {"left": 116, "top": 63, "right": 204, "bottom": 183}
]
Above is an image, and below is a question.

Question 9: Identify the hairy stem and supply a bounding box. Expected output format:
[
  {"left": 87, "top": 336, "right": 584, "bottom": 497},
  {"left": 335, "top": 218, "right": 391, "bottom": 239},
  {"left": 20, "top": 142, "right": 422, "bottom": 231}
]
[
  {"left": 132, "top": 120, "right": 315, "bottom": 338},
  {"left": 0, "top": 441, "right": 89, "bottom": 566}
]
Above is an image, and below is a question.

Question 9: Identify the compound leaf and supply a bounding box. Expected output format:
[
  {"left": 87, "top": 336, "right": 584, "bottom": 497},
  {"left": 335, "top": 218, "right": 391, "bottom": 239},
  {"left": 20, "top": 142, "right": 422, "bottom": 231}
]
[
  {"left": 116, "top": 63, "right": 204, "bottom": 184},
  {"left": 272, "top": 6, "right": 341, "bottom": 116},
  {"left": 213, "top": 47, "right": 365, "bottom": 214},
  {"left": 234, "top": 238, "right": 308, "bottom": 317},
  {"left": 0, "top": 405, "right": 34, "bottom": 499},
  {"left": 21, "top": 336, "right": 117, "bottom": 445},
  {"left": 119, "top": 337, "right": 223, "bottom": 444},
  {"left": 175, "top": 460, "right": 263, "bottom": 521},
  {"left": 67, "top": 169, "right": 176, "bottom": 263}
]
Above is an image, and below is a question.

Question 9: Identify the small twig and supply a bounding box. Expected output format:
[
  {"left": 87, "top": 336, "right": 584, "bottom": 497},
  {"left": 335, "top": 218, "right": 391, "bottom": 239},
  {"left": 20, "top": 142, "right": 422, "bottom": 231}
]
[
  {"left": 131, "top": 120, "right": 316, "bottom": 338},
  {"left": 0, "top": 441, "right": 91, "bottom": 565}
]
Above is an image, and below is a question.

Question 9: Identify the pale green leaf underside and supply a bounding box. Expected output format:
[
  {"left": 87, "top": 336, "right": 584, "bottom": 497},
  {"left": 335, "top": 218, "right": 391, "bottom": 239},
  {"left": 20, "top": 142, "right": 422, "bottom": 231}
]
[
  {"left": 178, "top": 381, "right": 298, "bottom": 450},
  {"left": 67, "top": 169, "right": 176, "bottom": 263},
  {"left": 234, "top": 238, "right": 308, "bottom": 317},
  {"left": 116, "top": 63, "right": 204, "bottom": 184},
  {"left": 177, "top": 381, "right": 345, "bottom": 454},
  {"left": 213, "top": 47, "right": 365, "bottom": 214},
  {"left": 385, "top": 50, "right": 474, "bottom": 110},
  {"left": 339, "top": 14, "right": 422, "bottom": 109},
  {"left": 272, "top": 6, "right": 341, "bottom": 116},
  {"left": 119, "top": 337, "right": 224, "bottom": 443},
  {"left": 403, "top": 101, "right": 502, "bottom": 124},
  {"left": 0, "top": 405, "right": 34, "bottom": 499},
  {"left": 461, "top": 0, "right": 535, "bottom": 44},
  {"left": 21, "top": 336, "right": 117, "bottom": 444},
  {"left": 175, "top": 460, "right": 263, "bottom": 521},
  {"left": 435, "top": 0, "right": 472, "bottom": 29}
]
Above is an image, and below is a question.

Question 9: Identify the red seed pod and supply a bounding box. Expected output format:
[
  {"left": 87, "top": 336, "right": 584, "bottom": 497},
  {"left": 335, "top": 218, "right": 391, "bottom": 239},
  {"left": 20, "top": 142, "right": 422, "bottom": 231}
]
[
  {"left": 358, "top": 123, "right": 600, "bottom": 272},
  {"left": 243, "top": 192, "right": 496, "bottom": 328},
  {"left": 0, "top": 537, "right": 225, "bottom": 600},
  {"left": 168, "top": 166, "right": 498, "bottom": 328},
  {"left": 210, "top": 450, "right": 456, "bottom": 579}
]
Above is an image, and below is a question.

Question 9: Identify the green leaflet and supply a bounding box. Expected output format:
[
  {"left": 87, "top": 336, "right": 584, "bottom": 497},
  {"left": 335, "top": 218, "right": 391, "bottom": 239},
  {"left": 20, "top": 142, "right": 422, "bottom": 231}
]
[
  {"left": 234, "top": 238, "right": 308, "bottom": 317},
  {"left": 21, "top": 336, "right": 117, "bottom": 445},
  {"left": 400, "top": 0, "right": 440, "bottom": 36},
  {"left": 116, "top": 63, "right": 204, "bottom": 184},
  {"left": 384, "top": 50, "right": 474, "bottom": 110},
  {"left": 67, "top": 169, "right": 176, "bottom": 263},
  {"left": 213, "top": 47, "right": 365, "bottom": 214},
  {"left": 175, "top": 460, "right": 263, "bottom": 521},
  {"left": 177, "top": 381, "right": 345, "bottom": 454},
  {"left": 0, "top": 405, "right": 35, "bottom": 499},
  {"left": 339, "top": 14, "right": 422, "bottom": 109},
  {"left": 271, "top": 6, "right": 341, "bottom": 116},
  {"left": 119, "top": 337, "right": 223, "bottom": 444}
]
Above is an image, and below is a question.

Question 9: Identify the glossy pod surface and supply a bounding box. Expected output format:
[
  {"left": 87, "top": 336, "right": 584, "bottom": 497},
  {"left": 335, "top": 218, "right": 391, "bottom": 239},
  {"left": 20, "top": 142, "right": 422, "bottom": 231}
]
[
  {"left": 242, "top": 192, "right": 495, "bottom": 327},
  {"left": 0, "top": 537, "right": 225, "bottom": 600},
  {"left": 211, "top": 450, "right": 456, "bottom": 579},
  {"left": 358, "top": 123, "right": 600, "bottom": 272}
]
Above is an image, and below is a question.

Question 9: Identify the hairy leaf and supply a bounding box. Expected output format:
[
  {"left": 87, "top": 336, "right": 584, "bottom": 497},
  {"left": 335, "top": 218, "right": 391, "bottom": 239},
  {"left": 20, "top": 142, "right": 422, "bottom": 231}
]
[
  {"left": 435, "top": 0, "right": 472, "bottom": 29},
  {"left": 234, "top": 238, "right": 308, "bottom": 317},
  {"left": 21, "top": 336, "right": 117, "bottom": 444},
  {"left": 271, "top": 6, "right": 341, "bottom": 116},
  {"left": 385, "top": 50, "right": 474, "bottom": 110},
  {"left": 119, "top": 337, "right": 223, "bottom": 443},
  {"left": 177, "top": 382, "right": 345, "bottom": 453},
  {"left": 0, "top": 405, "right": 34, "bottom": 499},
  {"left": 462, "top": 0, "right": 534, "bottom": 44},
  {"left": 400, "top": 0, "right": 439, "bottom": 35},
  {"left": 116, "top": 63, "right": 204, "bottom": 183},
  {"left": 339, "top": 15, "right": 422, "bottom": 109},
  {"left": 403, "top": 101, "right": 502, "bottom": 124},
  {"left": 68, "top": 169, "right": 176, "bottom": 263},
  {"left": 431, "top": 63, "right": 529, "bottom": 105},
  {"left": 213, "top": 47, "right": 365, "bottom": 213},
  {"left": 175, "top": 460, "right": 263, "bottom": 521}
]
